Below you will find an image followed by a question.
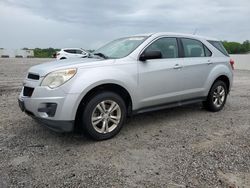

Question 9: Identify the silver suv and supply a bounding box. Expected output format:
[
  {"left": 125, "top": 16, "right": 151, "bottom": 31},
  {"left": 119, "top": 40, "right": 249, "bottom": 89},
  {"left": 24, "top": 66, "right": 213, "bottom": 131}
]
[{"left": 18, "top": 32, "right": 234, "bottom": 140}]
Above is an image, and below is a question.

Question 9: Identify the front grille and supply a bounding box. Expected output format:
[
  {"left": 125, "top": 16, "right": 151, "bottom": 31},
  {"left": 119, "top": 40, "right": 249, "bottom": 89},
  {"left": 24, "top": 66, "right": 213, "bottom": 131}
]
[
  {"left": 23, "top": 87, "right": 34, "bottom": 97},
  {"left": 27, "top": 73, "right": 40, "bottom": 80}
]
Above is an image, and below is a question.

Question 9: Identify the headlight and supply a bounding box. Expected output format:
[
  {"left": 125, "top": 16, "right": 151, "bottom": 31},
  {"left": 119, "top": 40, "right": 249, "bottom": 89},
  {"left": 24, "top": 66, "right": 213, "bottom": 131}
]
[{"left": 41, "top": 68, "right": 77, "bottom": 89}]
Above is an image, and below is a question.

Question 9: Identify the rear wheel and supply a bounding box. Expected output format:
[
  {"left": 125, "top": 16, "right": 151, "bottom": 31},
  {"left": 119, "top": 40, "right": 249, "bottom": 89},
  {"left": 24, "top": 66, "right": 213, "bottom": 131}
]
[
  {"left": 203, "top": 80, "right": 228, "bottom": 112},
  {"left": 81, "top": 92, "right": 126, "bottom": 140}
]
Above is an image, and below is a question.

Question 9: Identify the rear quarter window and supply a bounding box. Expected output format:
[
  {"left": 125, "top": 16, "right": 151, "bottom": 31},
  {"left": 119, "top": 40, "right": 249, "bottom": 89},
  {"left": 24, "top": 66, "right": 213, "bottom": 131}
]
[{"left": 208, "top": 40, "right": 229, "bottom": 56}]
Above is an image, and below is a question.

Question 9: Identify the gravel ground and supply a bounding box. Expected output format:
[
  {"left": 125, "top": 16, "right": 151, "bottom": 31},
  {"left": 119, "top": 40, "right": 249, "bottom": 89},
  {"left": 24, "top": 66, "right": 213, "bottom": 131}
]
[{"left": 0, "top": 58, "right": 250, "bottom": 188}]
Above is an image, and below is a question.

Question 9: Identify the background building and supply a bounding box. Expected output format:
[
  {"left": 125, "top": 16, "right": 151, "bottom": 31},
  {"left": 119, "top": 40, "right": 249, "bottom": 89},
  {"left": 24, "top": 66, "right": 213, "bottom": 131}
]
[{"left": 0, "top": 48, "right": 34, "bottom": 58}]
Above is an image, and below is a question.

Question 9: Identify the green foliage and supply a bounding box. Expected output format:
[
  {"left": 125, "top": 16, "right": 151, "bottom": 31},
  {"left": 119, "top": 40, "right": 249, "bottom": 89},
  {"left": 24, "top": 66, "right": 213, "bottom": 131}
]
[
  {"left": 242, "top": 40, "right": 250, "bottom": 53},
  {"left": 34, "top": 48, "right": 60, "bottom": 58},
  {"left": 222, "top": 40, "right": 250, "bottom": 54}
]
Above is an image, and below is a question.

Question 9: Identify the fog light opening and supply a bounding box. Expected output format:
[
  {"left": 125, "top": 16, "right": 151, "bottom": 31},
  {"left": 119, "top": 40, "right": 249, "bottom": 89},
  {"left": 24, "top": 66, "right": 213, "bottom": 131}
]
[{"left": 38, "top": 103, "right": 57, "bottom": 117}]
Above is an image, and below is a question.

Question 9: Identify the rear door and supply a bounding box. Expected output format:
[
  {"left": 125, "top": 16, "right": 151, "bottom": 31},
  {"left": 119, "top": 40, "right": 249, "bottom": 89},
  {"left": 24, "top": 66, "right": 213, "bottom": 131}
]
[{"left": 178, "top": 38, "right": 213, "bottom": 99}]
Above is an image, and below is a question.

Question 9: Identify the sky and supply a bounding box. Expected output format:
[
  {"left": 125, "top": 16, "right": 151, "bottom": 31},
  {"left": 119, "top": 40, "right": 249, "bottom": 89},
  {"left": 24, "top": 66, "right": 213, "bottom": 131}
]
[{"left": 0, "top": 0, "right": 249, "bottom": 50}]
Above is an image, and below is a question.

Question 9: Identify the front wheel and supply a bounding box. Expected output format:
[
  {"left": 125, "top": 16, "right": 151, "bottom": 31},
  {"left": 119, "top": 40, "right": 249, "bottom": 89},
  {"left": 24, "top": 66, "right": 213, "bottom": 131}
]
[
  {"left": 81, "top": 92, "right": 126, "bottom": 140},
  {"left": 203, "top": 80, "right": 228, "bottom": 112}
]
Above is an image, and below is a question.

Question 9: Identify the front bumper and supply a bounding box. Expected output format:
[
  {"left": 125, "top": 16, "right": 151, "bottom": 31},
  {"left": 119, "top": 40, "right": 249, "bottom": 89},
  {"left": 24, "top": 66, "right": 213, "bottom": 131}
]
[
  {"left": 18, "top": 98, "right": 74, "bottom": 132},
  {"left": 34, "top": 116, "right": 74, "bottom": 132},
  {"left": 18, "top": 76, "right": 81, "bottom": 132}
]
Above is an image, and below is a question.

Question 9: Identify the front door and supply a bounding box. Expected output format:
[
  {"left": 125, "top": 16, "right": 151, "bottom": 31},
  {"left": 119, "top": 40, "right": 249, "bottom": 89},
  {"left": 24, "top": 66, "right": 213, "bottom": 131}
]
[{"left": 137, "top": 37, "right": 183, "bottom": 109}]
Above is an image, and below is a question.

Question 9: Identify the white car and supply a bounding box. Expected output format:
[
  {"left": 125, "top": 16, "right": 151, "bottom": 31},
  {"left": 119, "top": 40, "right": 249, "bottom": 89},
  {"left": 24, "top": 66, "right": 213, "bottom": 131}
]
[{"left": 56, "top": 48, "right": 88, "bottom": 60}]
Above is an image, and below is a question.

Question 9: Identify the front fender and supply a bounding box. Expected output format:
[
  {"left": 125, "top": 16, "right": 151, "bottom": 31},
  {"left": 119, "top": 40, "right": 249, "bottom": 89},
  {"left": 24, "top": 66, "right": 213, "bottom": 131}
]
[{"left": 66, "top": 64, "right": 138, "bottom": 119}]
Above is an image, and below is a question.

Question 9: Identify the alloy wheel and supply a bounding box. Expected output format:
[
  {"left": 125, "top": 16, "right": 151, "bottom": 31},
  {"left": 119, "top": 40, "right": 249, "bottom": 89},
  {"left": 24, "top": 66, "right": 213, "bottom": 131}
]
[
  {"left": 91, "top": 100, "right": 121, "bottom": 134},
  {"left": 212, "top": 85, "right": 226, "bottom": 108}
]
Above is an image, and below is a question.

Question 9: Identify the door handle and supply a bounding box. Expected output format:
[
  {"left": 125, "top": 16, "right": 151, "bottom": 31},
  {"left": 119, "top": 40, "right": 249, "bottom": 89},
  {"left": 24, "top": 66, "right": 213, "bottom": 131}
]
[
  {"left": 207, "top": 60, "right": 213, "bottom": 65},
  {"left": 173, "top": 64, "right": 183, "bottom": 69}
]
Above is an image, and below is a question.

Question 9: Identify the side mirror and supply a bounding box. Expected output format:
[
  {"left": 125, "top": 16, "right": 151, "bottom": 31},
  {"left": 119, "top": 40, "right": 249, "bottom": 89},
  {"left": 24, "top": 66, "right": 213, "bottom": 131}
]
[
  {"left": 139, "top": 50, "right": 162, "bottom": 61},
  {"left": 82, "top": 52, "right": 89, "bottom": 56}
]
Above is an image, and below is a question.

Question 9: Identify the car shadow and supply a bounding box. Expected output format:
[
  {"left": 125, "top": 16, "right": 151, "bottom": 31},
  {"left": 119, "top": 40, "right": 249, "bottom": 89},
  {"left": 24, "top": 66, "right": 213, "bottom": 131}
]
[{"left": 13, "top": 102, "right": 208, "bottom": 146}]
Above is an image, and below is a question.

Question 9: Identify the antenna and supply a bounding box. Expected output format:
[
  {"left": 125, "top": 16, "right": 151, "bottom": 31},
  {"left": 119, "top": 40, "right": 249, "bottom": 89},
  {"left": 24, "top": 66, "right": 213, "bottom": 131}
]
[{"left": 193, "top": 28, "right": 198, "bottom": 35}]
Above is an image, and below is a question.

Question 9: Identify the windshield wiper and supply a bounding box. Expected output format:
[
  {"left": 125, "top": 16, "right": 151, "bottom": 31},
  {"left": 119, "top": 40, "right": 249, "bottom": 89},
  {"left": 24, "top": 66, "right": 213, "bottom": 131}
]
[{"left": 93, "top": 52, "right": 108, "bottom": 59}]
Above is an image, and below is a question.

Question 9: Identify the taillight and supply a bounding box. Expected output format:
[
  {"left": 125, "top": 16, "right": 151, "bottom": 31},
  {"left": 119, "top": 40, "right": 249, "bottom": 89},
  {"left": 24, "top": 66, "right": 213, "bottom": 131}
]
[{"left": 230, "top": 59, "right": 235, "bottom": 70}]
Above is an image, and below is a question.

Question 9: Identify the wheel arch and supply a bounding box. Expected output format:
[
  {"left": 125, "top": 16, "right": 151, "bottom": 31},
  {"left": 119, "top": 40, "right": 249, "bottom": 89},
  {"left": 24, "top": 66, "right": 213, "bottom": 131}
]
[
  {"left": 74, "top": 83, "right": 133, "bottom": 128},
  {"left": 205, "top": 62, "right": 233, "bottom": 97},
  {"left": 212, "top": 75, "right": 230, "bottom": 92},
  {"left": 206, "top": 74, "right": 231, "bottom": 98}
]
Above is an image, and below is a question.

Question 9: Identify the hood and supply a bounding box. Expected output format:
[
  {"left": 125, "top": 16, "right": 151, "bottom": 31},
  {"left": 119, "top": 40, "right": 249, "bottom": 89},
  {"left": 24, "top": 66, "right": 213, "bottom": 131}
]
[{"left": 28, "top": 58, "right": 111, "bottom": 76}]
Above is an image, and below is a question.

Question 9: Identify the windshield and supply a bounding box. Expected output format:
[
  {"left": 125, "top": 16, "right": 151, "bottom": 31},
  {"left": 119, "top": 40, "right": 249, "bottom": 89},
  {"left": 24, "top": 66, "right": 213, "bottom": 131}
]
[{"left": 94, "top": 36, "right": 147, "bottom": 59}]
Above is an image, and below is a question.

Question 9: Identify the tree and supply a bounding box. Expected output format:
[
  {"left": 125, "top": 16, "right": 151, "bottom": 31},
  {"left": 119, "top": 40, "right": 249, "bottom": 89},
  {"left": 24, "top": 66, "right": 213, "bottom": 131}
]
[
  {"left": 241, "top": 40, "right": 250, "bottom": 53},
  {"left": 222, "top": 41, "right": 250, "bottom": 54},
  {"left": 33, "top": 48, "right": 60, "bottom": 58}
]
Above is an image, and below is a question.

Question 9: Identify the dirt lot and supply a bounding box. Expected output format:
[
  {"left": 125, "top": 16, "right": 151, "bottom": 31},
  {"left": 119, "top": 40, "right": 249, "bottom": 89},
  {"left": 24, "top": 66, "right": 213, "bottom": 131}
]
[{"left": 0, "top": 58, "right": 250, "bottom": 187}]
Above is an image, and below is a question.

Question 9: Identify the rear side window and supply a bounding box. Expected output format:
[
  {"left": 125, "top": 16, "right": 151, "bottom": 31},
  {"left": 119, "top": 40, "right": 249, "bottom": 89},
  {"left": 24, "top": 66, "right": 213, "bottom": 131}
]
[
  {"left": 64, "top": 49, "right": 76, "bottom": 54},
  {"left": 145, "top": 38, "right": 178, "bottom": 58},
  {"left": 204, "top": 46, "right": 212, "bottom": 57},
  {"left": 181, "top": 38, "right": 205, "bottom": 57},
  {"left": 76, "top": 50, "right": 83, "bottom": 54},
  {"left": 208, "top": 40, "right": 229, "bottom": 56}
]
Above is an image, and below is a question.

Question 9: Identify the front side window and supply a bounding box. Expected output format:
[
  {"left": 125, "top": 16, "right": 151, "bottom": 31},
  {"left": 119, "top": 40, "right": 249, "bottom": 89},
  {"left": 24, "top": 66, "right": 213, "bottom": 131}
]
[
  {"left": 145, "top": 38, "right": 178, "bottom": 58},
  {"left": 94, "top": 36, "right": 147, "bottom": 59},
  {"left": 181, "top": 38, "right": 205, "bottom": 57}
]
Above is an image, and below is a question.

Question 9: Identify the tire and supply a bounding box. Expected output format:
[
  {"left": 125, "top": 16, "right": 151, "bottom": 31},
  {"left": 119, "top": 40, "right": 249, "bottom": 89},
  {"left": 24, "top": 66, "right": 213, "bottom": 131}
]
[
  {"left": 203, "top": 80, "right": 228, "bottom": 112},
  {"left": 81, "top": 91, "right": 126, "bottom": 140}
]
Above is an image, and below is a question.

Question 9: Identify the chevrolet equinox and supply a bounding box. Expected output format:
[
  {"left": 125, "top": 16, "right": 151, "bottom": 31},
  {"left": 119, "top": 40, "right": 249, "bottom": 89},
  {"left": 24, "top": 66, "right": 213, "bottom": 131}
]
[{"left": 18, "top": 32, "right": 234, "bottom": 140}]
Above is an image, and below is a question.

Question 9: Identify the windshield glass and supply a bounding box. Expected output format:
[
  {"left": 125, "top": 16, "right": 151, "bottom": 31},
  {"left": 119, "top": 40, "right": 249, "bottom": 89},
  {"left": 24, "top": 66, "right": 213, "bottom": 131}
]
[{"left": 94, "top": 36, "right": 147, "bottom": 59}]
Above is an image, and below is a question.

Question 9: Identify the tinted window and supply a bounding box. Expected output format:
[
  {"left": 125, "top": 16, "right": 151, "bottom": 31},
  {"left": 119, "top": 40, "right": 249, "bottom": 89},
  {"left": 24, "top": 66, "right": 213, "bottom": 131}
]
[
  {"left": 76, "top": 50, "right": 83, "bottom": 54},
  {"left": 64, "top": 49, "right": 76, "bottom": 54},
  {"left": 204, "top": 45, "right": 212, "bottom": 57},
  {"left": 208, "top": 40, "right": 229, "bottom": 56},
  {"left": 181, "top": 38, "right": 205, "bottom": 57},
  {"left": 145, "top": 38, "right": 178, "bottom": 58}
]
